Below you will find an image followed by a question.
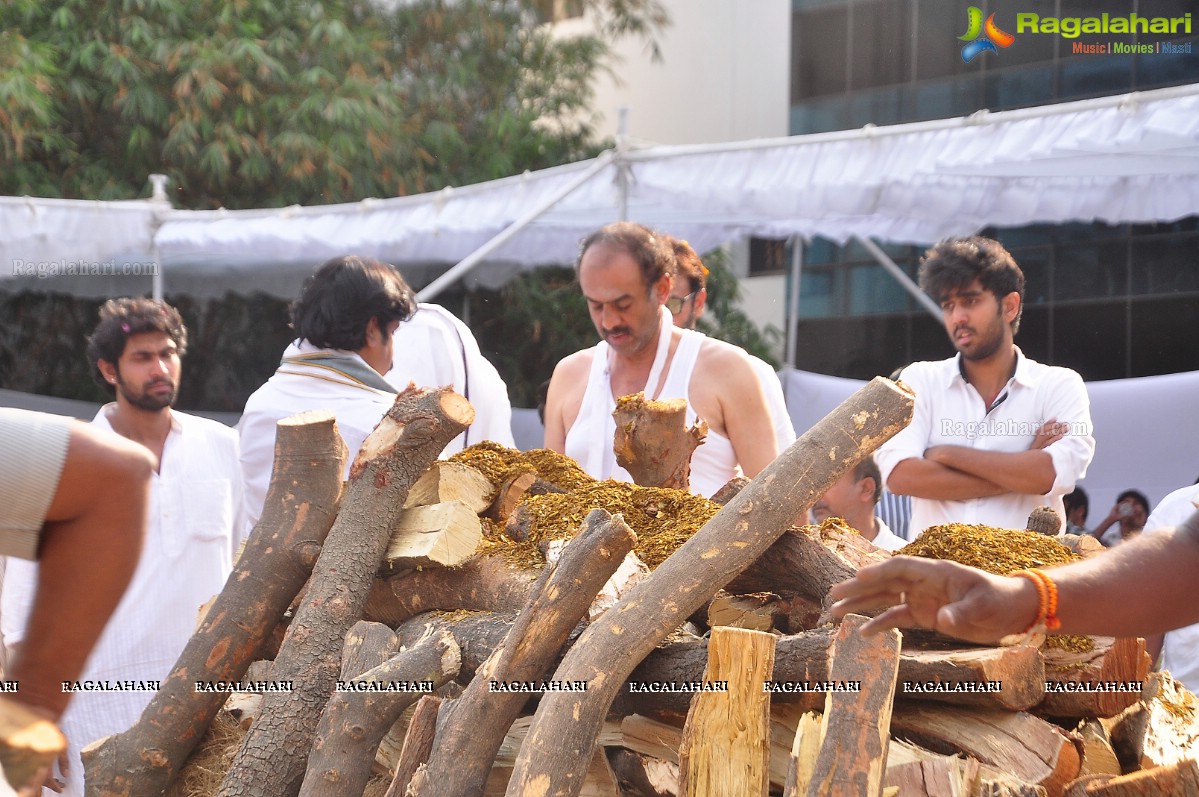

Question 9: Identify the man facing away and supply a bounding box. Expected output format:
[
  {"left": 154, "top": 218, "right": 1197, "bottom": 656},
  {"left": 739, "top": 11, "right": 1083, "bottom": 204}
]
[
  {"left": 874, "top": 236, "right": 1095, "bottom": 536},
  {"left": 543, "top": 222, "right": 778, "bottom": 498},
  {"left": 810, "top": 455, "right": 907, "bottom": 552},
  {"left": 3, "top": 299, "right": 243, "bottom": 797},
  {"left": 663, "top": 236, "right": 796, "bottom": 455}
]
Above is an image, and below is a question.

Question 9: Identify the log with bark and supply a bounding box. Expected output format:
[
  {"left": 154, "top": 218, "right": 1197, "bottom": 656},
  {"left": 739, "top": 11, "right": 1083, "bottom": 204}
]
[
  {"left": 407, "top": 509, "right": 637, "bottom": 797},
  {"left": 364, "top": 554, "right": 539, "bottom": 627},
  {"left": 83, "top": 410, "right": 346, "bottom": 797},
  {"left": 613, "top": 393, "right": 707, "bottom": 492},
  {"left": 1036, "top": 637, "right": 1149, "bottom": 720},
  {"left": 383, "top": 695, "right": 441, "bottom": 797},
  {"left": 505, "top": 376, "right": 914, "bottom": 797},
  {"left": 216, "top": 387, "right": 472, "bottom": 797}
]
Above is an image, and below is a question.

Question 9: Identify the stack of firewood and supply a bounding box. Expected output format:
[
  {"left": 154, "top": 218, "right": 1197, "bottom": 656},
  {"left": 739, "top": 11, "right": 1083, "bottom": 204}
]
[{"left": 30, "top": 379, "right": 1192, "bottom": 797}]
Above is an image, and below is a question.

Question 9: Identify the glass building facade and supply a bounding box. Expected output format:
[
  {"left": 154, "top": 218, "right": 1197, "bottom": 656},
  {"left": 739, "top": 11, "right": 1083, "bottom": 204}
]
[{"left": 783, "top": 0, "right": 1199, "bottom": 380}]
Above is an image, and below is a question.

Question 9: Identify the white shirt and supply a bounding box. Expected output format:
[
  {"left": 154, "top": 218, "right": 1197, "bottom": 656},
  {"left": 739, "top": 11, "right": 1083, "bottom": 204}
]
[
  {"left": 746, "top": 355, "right": 797, "bottom": 455},
  {"left": 867, "top": 517, "right": 908, "bottom": 552},
  {"left": 1, "top": 407, "right": 243, "bottom": 797},
  {"left": 387, "top": 303, "right": 515, "bottom": 452},
  {"left": 1144, "top": 484, "right": 1199, "bottom": 693},
  {"left": 876, "top": 349, "right": 1095, "bottom": 538},
  {"left": 238, "top": 343, "right": 396, "bottom": 533}
]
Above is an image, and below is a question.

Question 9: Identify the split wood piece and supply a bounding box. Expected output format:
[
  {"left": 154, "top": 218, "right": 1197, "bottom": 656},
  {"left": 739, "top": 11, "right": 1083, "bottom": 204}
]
[
  {"left": 977, "top": 780, "right": 1049, "bottom": 796},
  {"left": 484, "top": 471, "right": 537, "bottom": 525},
  {"left": 0, "top": 696, "right": 66, "bottom": 793},
  {"left": 727, "top": 520, "right": 891, "bottom": 604},
  {"left": 782, "top": 711, "right": 822, "bottom": 797},
  {"left": 607, "top": 748, "right": 679, "bottom": 797},
  {"left": 782, "top": 594, "right": 825, "bottom": 634},
  {"left": 492, "top": 716, "right": 625, "bottom": 770},
  {"left": 805, "top": 614, "right": 901, "bottom": 797},
  {"left": 82, "top": 410, "right": 345, "bottom": 797},
  {"left": 404, "top": 461, "right": 494, "bottom": 514},
  {"left": 616, "top": 629, "right": 1043, "bottom": 717},
  {"left": 364, "top": 553, "right": 539, "bottom": 627},
  {"left": 885, "top": 737, "right": 1036, "bottom": 795},
  {"left": 1075, "top": 719, "right": 1122, "bottom": 778},
  {"left": 1081, "top": 758, "right": 1199, "bottom": 796},
  {"left": 225, "top": 661, "right": 276, "bottom": 731},
  {"left": 408, "top": 509, "right": 637, "bottom": 797},
  {"left": 545, "top": 540, "right": 650, "bottom": 621},
  {"left": 1060, "top": 534, "right": 1107, "bottom": 560},
  {"left": 707, "top": 592, "right": 785, "bottom": 633},
  {"left": 1065, "top": 775, "right": 1114, "bottom": 797},
  {"left": 613, "top": 393, "right": 707, "bottom": 492},
  {"left": 218, "top": 387, "right": 472, "bottom": 797},
  {"left": 506, "top": 377, "right": 914, "bottom": 797},
  {"left": 298, "top": 629, "right": 460, "bottom": 797},
  {"left": 1103, "top": 672, "right": 1199, "bottom": 772},
  {"left": 678, "top": 627, "right": 776, "bottom": 797},
  {"left": 890, "top": 705, "right": 1082, "bottom": 797},
  {"left": 1036, "top": 637, "right": 1149, "bottom": 719},
  {"left": 384, "top": 695, "right": 441, "bottom": 797},
  {"left": 383, "top": 501, "right": 483, "bottom": 569},
  {"left": 709, "top": 476, "right": 750, "bottom": 506}
]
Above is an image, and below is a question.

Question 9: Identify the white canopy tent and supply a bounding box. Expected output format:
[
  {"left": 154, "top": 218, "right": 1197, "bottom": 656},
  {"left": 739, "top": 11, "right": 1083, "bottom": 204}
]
[{"left": 3, "top": 82, "right": 1198, "bottom": 303}]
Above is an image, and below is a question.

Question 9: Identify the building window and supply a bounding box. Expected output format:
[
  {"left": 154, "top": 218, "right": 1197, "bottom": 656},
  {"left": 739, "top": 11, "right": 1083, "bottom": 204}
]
[{"left": 749, "top": 237, "right": 790, "bottom": 277}]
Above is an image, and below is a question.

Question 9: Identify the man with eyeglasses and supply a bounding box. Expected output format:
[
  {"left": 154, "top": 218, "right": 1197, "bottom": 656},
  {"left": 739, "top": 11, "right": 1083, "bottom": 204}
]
[
  {"left": 543, "top": 222, "right": 779, "bottom": 497},
  {"left": 665, "top": 236, "right": 795, "bottom": 455}
]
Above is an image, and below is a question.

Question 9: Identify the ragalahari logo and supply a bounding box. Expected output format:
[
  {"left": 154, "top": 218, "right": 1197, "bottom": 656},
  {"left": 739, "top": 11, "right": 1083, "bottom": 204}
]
[{"left": 959, "top": 6, "right": 1015, "bottom": 62}]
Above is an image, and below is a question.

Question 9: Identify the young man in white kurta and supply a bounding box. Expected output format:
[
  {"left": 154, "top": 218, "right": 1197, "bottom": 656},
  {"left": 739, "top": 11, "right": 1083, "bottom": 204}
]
[
  {"left": 875, "top": 237, "right": 1095, "bottom": 537},
  {"left": 544, "top": 222, "right": 778, "bottom": 498},
  {"left": 1143, "top": 484, "right": 1199, "bottom": 693},
  {"left": 2, "top": 300, "right": 242, "bottom": 797}
]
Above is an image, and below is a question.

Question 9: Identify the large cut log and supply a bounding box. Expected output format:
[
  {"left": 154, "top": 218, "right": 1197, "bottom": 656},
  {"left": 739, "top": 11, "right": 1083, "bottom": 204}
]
[
  {"left": 404, "top": 461, "right": 494, "bottom": 514},
  {"left": 505, "top": 377, "right": 914, "bottom": 797},
  {"left": 82, "top": 411, "right": 346, "bottom": 797},
  {"left": 364, "top": 553, "right": 539, "bottom": 627},
  {"left": 383, "top": 501, "right": 483, "bottom": 569},
  {"left": 613, "top": 393, "right": 707, "bottom": 492},
  {"left": 298, "top": 628, "right": 460, "bottom": 797},
  {"left": 727, "top": 519, "right": 892, "bottom": 603},
  {"left": 1103, "top": 672, "right": 1199, "bottom": 772},
  {"left": 217, "top": 387, "right": 472, "bottom": 797},
  {"left": 678, "top": 627, "right": 776, "bottom": 797},
  {"left": 890, "top": 704, "right": 1082, "bottom": 797},
  {"left": 408, "top": 509, "right": 637, "bottom": 797},
  {"left": 804, "top": 614, "right": 901, "bottom": 797},
  {"left": 0, "top": 696, "right": 66, "bottom": 793},
  {"left": 617, "top": 629, "right": 1043, "bottom": 717},
  {"left": 1036, "top": 637, "right": 1149, "bottom": 719},
  {"left": 339, "top": 621, "right": 399, "bottom": 681}
]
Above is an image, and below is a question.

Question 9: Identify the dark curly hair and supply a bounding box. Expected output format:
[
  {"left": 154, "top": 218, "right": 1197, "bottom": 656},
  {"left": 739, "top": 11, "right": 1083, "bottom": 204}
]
[
  {"left": 86, "top": 298, "right": 188, "bottom": 396},
  {"left": 917, "top": 236, "right": 1025, "bottom": 334},
  {"left": 290, "top": 256, "right": 416, "bottom": 350},
  {"left": 577, "top": 222, "right": 675, "bottom": 293}
]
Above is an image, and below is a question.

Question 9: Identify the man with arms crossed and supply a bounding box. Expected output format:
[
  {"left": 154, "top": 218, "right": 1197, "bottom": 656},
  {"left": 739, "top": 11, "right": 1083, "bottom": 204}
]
[
  {"left": 875, "top": 237, "right": 1095, "bottom": 536},
  {"left": 4, "top": 299, "right": 243, "bottom": 797},
  {"left": 543, "top": 222, "right": 778, "bottom": 498}
]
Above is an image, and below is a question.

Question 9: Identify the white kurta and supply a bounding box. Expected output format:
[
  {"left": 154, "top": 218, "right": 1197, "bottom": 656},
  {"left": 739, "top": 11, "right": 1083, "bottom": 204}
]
[
  {"left": 238, "top": 343, "right": 395, "bottom": 533},
  {"left": 387, "top": 303, "right": 515, "bottom": 451},
  {"left": 1, "top": 408, "right": 242, "bottom": 797},
  {"left": 1144, "top": 484, "right": 1199, "bottom": 693}
]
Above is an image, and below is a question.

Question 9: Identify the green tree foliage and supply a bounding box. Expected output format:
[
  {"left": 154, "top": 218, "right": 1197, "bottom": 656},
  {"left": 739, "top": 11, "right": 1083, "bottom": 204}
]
[{"left": 0, "top": 0, "right": 667, "bottom": 207}]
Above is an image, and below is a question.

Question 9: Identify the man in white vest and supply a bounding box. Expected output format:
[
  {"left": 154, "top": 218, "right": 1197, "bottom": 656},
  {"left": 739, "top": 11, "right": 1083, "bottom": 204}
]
[{"left": 543, "top": 222, "right": 778, "bottom": 498}]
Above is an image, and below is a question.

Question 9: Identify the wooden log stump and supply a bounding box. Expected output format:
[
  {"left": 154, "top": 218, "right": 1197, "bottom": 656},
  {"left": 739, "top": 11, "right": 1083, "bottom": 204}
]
[
  {"left": 298, "top": 629, "right": 460, "bottom": 797},
  {"left": 804, "top": 614, "right": 901, "bottom": 797},
  {"left": 408, "top": 509, "right": 637, "bottom": 797},
  {"left": 82, "top": 411, "right": 346, "bottom": 797},
  {"left": 613, "top": 393, "right": 707, "bottom": 492},
  {"left": 678, "top": 627, "right": 776, "bottom": 797},
  {"left": 217, "top": 387, "right": 472, "bottom": 797},
  {"left": 1036, "top": 637, "right": 1149, "bottom": 720},
  {"left": 505, "top": 377, "right": 914, "bottom": 797}
]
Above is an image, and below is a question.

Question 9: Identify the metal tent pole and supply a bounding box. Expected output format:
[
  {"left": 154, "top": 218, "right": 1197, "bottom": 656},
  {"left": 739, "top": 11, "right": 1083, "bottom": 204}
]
[{"left": 856, "top": 236, "right": 941, "bottom": 320}]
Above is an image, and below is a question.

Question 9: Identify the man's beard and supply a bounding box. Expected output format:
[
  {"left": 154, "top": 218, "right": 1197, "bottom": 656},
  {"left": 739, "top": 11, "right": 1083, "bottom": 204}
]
[{"left": 117, "top": 375, "right": 177, "bottom": 411}]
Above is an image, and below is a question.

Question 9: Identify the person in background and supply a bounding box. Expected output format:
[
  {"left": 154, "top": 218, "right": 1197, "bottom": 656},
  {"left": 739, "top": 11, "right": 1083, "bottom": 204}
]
[
  {"left": 1091, "top": 489, "right": 1149, "bottom": 547},
  {"left": 4, "top": 298, "right": 242, "bottom": 797},
  {"left": 1062, "top": 487, "right": 1089, "bottom": 534},
  {"left": 810, "top": 455, "right": 907, "bottom": 552},
  {"left": 1143, "top": 482, "right": 1199, "bottom": 692}
]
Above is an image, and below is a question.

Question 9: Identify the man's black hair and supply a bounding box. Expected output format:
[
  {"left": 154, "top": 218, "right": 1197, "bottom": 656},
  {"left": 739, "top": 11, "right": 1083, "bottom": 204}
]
[
  {"left": 291, "top": 255, "right": 416, "bottom": 350},
  {"left": 917, "top": 236, "right": 1025, "bottom": 333}
]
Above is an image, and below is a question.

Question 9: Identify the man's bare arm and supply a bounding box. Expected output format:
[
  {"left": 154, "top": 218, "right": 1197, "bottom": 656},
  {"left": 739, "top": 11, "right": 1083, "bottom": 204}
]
[
  {"left": 886, "top": 457, "right": 1008, "bottom": 501},
  {"left": 709, "top": 348, "right": 778, "bottom": 477}
]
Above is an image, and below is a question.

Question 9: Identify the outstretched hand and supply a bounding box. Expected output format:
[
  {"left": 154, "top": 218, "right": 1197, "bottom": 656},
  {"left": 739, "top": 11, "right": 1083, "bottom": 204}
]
[{"left": 828, "top": 556, "right": 1040, "bottom": 643}]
